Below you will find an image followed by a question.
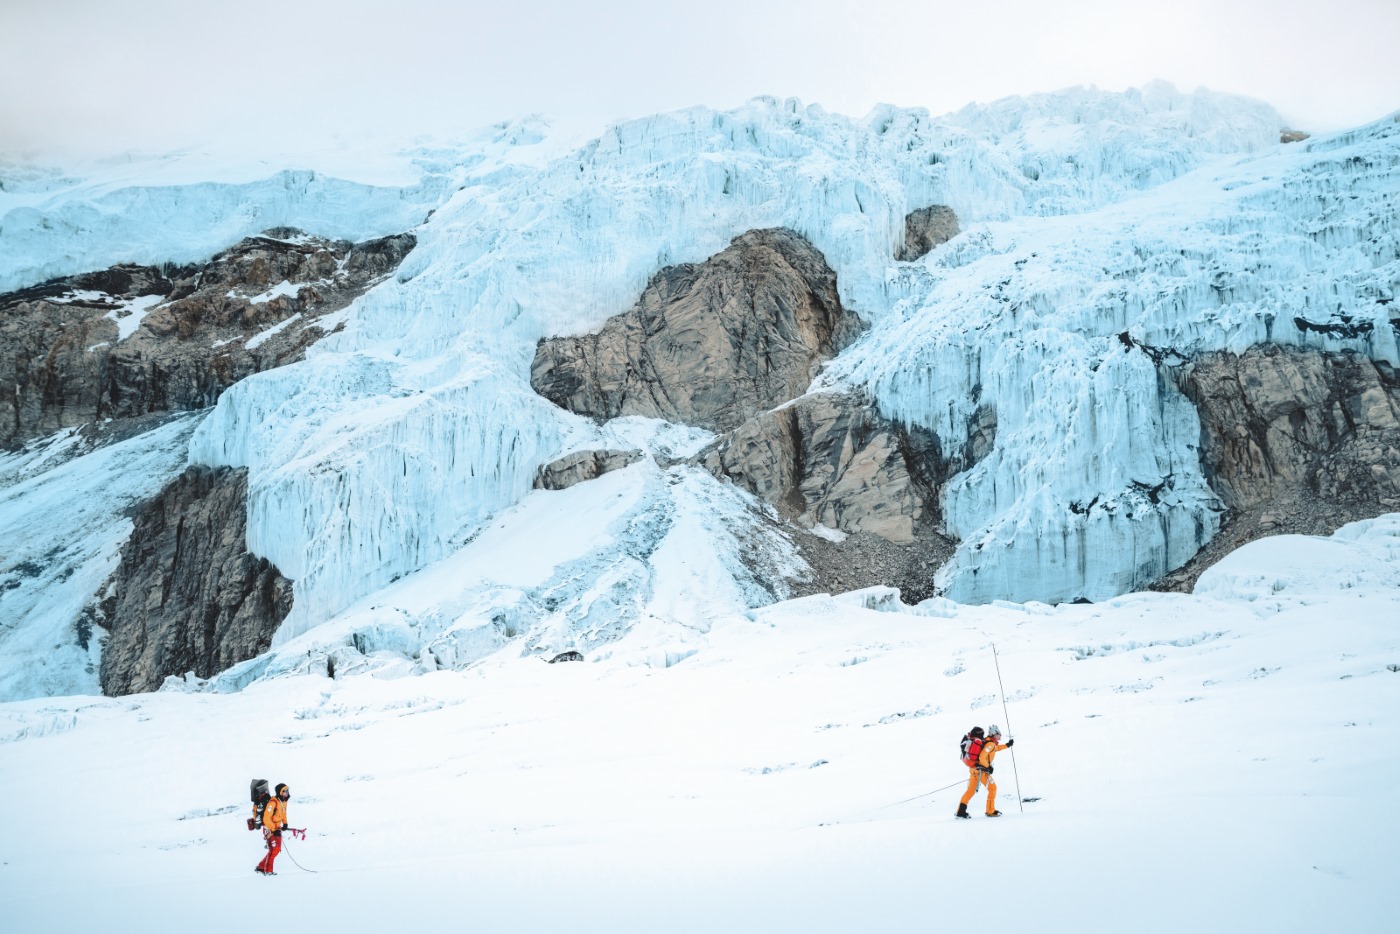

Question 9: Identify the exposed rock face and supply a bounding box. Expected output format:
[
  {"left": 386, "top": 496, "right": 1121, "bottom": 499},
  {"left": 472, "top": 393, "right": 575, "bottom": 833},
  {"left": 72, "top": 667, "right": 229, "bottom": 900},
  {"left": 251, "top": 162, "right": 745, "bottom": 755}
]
[
  {"left": 528, "top": 226, "right": 994, "bottom": 597},
  {"left": 1153, "top": 345, "right": 1400, "bottom": 591},
  {"left": 531, "top": 228, "right": 865, "bottom": 433},
  {"left": 97, "top": 466, "right": 292, "bottom": 696},
  {"left": 1187, "top": 345, "right": 1400, "bottom": 509},
  {"left": 695, "top": 389, "right": 983, "bottom": 598},
  {"left": 895, "top": 205, "right": 960, "bottom": 261},
  {"left": 534, "top": 449, "right": 645, "bottom": 491},
  {"left": 0, "top": 228, "right": 415, "bottom": 448},
  {"left": 698, "top": 391, "right": 948, "bottom": 544}
]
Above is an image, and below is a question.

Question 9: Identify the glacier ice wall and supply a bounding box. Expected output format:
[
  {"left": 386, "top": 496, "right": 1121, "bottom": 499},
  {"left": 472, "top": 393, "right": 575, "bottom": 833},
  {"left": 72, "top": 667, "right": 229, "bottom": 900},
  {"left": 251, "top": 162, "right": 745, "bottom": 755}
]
[
  {"left": 834, "top": 114, "right": 1400, "bottom": 602},
  {"left": 14, "top": 84, "right": 1397, "bottom": 681},
  {"left": 195, "top": 460, "right": 806, "bottom": 688},
  {"left": 0, "top": 119, "right": 577, "bottom": 294},
  {"left": 182, "top": 85, "right": 1305, "bottom": 636}
]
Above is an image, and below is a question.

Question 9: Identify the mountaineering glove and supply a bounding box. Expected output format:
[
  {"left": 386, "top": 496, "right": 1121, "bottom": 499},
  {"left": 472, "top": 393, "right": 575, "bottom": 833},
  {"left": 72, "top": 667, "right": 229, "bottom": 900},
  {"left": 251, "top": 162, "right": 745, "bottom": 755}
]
[
  {"left": 986, "top": 765, "right": 994, "bottom": 774},
  {"left": 1006, "top": 738, "right": 1015, "bottom": 747}
]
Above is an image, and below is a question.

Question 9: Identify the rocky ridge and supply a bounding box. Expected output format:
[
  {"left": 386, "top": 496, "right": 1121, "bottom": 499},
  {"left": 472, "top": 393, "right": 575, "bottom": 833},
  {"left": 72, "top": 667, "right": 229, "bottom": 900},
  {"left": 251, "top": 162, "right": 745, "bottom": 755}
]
[
  {"left": 2, "top": 227, "right": 418, "bottom": 694},
  {"left": 534, "top": 448, "right": 645, "bottom": 491},
  {"left": 895, "top": 205, "right": 960, "bottom": 262},
  {"left": 0, "top": 228, "right": 415, "bottom": 448}
]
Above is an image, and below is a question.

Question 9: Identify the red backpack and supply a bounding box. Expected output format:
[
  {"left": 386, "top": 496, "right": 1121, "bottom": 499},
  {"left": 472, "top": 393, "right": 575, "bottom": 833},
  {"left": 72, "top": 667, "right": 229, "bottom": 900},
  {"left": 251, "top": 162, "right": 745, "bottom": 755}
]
[{"left": 960, "top": 728, "right": 986, "bottom": 767}]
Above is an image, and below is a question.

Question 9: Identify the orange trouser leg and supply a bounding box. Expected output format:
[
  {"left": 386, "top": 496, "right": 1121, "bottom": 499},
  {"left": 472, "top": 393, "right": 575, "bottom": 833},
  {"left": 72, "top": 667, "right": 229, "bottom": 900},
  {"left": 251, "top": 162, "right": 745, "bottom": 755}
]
[
  {"left": 985, "top": 775, "right": 998, "bottom": 814},
  {"left": 960, "top": 768, "right": 981, "bottom": 806}
]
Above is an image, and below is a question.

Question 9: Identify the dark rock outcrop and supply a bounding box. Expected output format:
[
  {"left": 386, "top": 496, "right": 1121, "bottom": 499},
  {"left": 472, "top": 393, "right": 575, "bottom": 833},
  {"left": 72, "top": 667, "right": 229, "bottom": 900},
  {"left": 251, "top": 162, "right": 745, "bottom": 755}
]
[
  {"left": 531, "top": 228, "right": 865, "bottom": 433},
  {"left": 534, "top": 449, "right": 645, "bottom": 491},
  {"left": 1186, "top": 345, "right": 1400, "bottom": 510},
  {"left": 1, "top": 228, "right": 415, "bottom": 448},
  {"left": 97, "top": 466, "right": 292, "bottom": 695},
  {"left": 696, "top": 389, "right": 983, "bottom": 598},
  {"left": 895, "top": 205, "right": 960, "bottom": 261},
  {"left": 697, "top": 391, "right": 947, "bottom": 543},
  {"left": 1153, "top": 344, "right": 1400, "bottom": 591}
]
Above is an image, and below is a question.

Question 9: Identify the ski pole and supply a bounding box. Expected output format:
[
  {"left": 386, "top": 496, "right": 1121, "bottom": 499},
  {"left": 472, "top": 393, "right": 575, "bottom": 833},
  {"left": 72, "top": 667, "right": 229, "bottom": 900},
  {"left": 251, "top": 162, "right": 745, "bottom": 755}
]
[{"left": 992, "top": 642, "right": 1024, "bottom": 813}]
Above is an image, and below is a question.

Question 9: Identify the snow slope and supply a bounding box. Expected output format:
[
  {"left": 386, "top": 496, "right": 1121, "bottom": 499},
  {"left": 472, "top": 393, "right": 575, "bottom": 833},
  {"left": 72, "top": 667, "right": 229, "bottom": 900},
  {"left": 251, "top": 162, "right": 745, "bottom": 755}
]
[{"left": 0, "top": 518, "right": 1396, "bottom": 932}]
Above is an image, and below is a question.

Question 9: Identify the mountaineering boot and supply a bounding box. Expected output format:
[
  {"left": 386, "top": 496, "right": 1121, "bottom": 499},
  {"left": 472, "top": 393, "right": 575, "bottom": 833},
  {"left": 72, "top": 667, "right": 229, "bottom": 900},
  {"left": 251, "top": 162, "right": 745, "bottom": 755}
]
[
  {"left": 955, "top": 803, "right": 970, "bottom": 819},
  {"left": 986, "top": 810, "right": 1002, "bottom": 817}
]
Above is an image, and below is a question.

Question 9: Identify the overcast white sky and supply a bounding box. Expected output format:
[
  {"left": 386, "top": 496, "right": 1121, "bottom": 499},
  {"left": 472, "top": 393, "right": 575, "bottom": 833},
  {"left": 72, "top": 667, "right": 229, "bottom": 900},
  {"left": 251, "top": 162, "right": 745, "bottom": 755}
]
[{"left": 2, "top": 0, "right": 1397, "bottom": 159}]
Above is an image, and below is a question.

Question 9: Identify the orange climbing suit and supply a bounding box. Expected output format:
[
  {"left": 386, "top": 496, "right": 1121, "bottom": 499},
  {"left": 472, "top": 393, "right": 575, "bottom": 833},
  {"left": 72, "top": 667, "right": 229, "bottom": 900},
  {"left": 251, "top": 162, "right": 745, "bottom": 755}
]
[{"left": 960, "top": 737, "right": 1007, "bottom": 814}]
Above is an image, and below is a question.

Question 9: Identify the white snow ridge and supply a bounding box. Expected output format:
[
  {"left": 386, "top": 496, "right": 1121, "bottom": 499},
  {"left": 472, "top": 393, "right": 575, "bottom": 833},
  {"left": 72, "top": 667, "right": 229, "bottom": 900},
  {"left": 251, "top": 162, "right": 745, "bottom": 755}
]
[{"left": 0, "top": 85, "right": 1397, "bottom": 931}]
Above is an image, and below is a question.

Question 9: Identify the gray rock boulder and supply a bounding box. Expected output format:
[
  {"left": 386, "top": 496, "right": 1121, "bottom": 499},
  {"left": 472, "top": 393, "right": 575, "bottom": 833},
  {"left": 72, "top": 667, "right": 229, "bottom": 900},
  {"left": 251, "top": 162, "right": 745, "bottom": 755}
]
[
  {"left": 697, "top": 391, "right": 944, "bottom": 544},
  {"left": 531, "top": 228, "right": 865, "bottom": 433},
  {"left": 534, "top": 449, "right": 645, "bottom": 491},
  {"left": 895, "top": 205, "right": 960, "bottom": 261},
  {"left": 97, "top": 466, "right": 293, "bottom": 695}
]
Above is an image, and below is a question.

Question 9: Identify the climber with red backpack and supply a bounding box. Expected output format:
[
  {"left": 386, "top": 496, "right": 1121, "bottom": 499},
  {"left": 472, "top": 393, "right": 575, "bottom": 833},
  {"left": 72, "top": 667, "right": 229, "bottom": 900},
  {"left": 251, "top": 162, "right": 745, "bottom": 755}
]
[{"left": 956, "top": 725, "right": 1015, "bottom": 818}]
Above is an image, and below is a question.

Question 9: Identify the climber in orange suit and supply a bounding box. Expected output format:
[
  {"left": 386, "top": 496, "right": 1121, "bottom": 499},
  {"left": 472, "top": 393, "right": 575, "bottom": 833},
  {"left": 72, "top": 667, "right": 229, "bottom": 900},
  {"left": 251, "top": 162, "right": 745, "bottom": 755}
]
[
  {"left": 957, "top": 724, "right": 1014, "bottom": 818},
  {"left": 256, "top": 783, "right": 290, "bottom": 874}
]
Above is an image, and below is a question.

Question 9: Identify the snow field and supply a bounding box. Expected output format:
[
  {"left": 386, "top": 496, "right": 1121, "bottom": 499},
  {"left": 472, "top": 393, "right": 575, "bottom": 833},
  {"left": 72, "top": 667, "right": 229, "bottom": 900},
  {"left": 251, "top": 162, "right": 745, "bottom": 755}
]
[{"left": 1, "top": 522, "right": 1397, "bottom": 932}]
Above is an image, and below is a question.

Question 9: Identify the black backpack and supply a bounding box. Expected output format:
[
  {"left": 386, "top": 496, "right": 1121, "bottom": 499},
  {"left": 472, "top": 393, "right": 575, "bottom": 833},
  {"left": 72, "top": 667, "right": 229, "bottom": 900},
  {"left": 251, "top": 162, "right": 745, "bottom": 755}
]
[{"left": 247, "top": 778, "right": 270, "bottom": 831}]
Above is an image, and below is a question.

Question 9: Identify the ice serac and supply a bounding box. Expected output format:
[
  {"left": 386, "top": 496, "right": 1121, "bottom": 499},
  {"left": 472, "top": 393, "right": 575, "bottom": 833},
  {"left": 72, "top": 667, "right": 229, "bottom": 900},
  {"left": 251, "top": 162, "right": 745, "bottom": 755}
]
[
  {"left": 189, "top": 87, "right": 1290, "bottom": 647},
  {"left": 531, "top": 228, "right": 865, "bottom": 433},
  {"left": 0, "top": 164, "right": 456, "bottom": 295},
  {"left": 98, "top": 465, "right": 292, "bottom": 696},
  {"left": 0, "top": 229, "right": 416, "bottom": 447},
  {"left": 834, "top": 110, "right": 1398, "bottom": 604},
  {"left": 1152, "top": 345, "right": 1400, "bottom": 590}
]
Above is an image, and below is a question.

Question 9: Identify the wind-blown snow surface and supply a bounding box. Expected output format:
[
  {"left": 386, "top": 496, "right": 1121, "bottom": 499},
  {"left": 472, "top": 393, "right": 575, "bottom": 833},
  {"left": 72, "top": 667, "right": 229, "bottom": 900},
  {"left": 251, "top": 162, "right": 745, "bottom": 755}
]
[{"left": 1, "top": 520, "right": 1397, "bottom": 932}]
